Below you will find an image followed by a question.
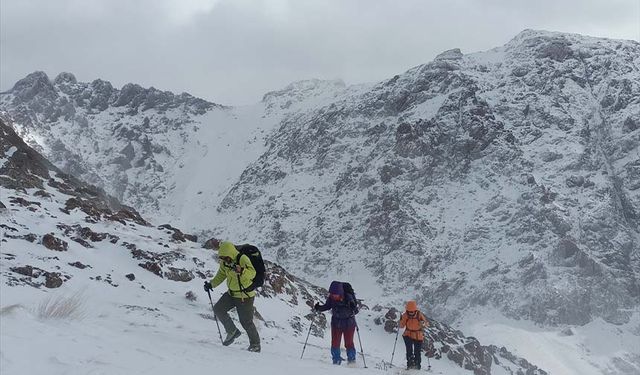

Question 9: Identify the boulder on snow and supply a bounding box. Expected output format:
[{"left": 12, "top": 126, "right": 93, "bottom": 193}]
[
  {"left": 42, "top": 234, "right": 68, "bottom": 251},
  {"left": 10, "top": 265, "right": 37, "bottom": 277},
  {"left": 138, "top": 262, "right": 162, "bottom": 277},
  {"left": 68, "top": 261, "right": 91, "bottom": 269},
  {"left": 158, "top": 224, "right": 198, "bottom": 243},
  {"left": 45, "top": 272, "right": 63, "bottom": 288},
  {"left": 165, "top": 267, "right": 194, "bottom": 282},
  {"left": 202, "top": 237, "right": 220, "bottom": 249}
]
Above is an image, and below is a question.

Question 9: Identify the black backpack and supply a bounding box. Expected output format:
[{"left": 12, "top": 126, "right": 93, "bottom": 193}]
[
  {"left": 235, "top": 244, "right": 265, "bottom": 292},
  {"left": 342, "top": 282, "right": 359, "bottom": 314}
]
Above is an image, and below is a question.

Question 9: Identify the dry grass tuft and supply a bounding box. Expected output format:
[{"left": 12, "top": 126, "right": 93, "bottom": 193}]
[{"left": 36, "top": 292, "right": 85, "bottom": 320}]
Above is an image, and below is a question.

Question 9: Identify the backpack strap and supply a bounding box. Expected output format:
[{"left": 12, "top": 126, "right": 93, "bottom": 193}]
[
  {"left": 230, "top": 253, "right": 250, "bottom": 299},
  {"left": 235, "top": 252, "right": 258, "bottom": 293}
]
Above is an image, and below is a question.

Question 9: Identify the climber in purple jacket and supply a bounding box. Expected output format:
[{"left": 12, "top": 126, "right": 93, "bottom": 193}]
[{"left": 314, "top": 281, "right": 358, "bottom": 365}]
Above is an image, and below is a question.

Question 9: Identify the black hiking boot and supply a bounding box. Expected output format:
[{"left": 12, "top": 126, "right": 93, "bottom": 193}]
[
  {"left": 222, "top": 328, "right": 241, "bottom": 346},
  {"left": 247, "top": 343, "right": 261, "bottom": 352}
]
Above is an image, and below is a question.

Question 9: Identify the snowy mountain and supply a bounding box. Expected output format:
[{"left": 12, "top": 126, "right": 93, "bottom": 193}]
[
  {"left": 1, "top": 29, "right": 639, "bottom": 374},
  {"left": 0, "top": 118, "right": 550, "bottom": 375},
  {"left": 0, "top": 71, "right": 348, "bottom": 223},
  {"left": 211, "top": 29, "right": 640, "bottom": 326}
]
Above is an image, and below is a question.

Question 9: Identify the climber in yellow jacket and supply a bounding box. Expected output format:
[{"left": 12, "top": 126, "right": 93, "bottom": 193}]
[{"left": 204, "top": 241, "right": 260, "bottom": 352}]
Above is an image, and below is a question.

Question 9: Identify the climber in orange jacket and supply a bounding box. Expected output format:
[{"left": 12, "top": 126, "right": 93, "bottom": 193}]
[{"left": 399, "top": 300, "right": 429, "bottom": 370}]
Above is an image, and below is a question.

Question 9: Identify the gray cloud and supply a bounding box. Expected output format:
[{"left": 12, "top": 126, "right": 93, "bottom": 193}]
[{"left": 1, "top": 0, "right": 638, "bottom": 105}]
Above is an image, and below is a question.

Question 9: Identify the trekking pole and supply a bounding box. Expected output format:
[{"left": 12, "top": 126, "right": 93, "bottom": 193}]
[
  {"left": 355, "top": 322, "right": 368, "bottom": 368},
  {"left": 389, "top": 321, "right": 400, "bottom": 367},
  {"left": 206, "top": 289, "right": 224, "bottom": 344},
  {"left": 424, "top": 318, "right": 432, "bottom": 371},
  {"left": 300, "top": 312, "right": 316, "bottom": 359}
]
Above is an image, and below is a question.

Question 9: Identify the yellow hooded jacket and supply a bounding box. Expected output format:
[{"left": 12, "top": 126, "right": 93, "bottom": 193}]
[{"left": 209, "top": 241, "right": 257, "bottom": 298}]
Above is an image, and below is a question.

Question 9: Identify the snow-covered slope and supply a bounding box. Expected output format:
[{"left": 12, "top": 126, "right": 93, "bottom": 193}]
[
  {"left": 0, "top": 72, "right": 349, "bottom": 227},
  {"left": 210, "top": 29, "right": 640, "bottom": 326},
  {"left": 1, "top": 29, "right": 639, "bottom": 374},
  {"left": 1, "top": 119, "right": 551, "bottom": 375}
]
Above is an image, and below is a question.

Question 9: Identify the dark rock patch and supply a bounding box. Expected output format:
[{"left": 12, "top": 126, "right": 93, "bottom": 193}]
[
  {"left": 42, "top": 233, "right": 68, "bottom": 251},
  {"left": 9, "top": 197, "right": 41, "bottom": 208},
  {"left": 71, "top": 237, "right": 93, "bottom": 248},
  {"left": 130, "top": 247, "right": 186, "bottom": 278},
  {"left": 4, "top": 233, "right": 38, "bottom": 243},
  {"left": 165, "top": 267, "right": 194, "bottom": 282},
  {"left": 623, "top": 116, "right": 639, "bottom": 133},
  {"left": 68, "top": 261, "right": 91, "bottom": 269},
  {"left": 10, "top": 265, "right": 38, "bottom": 277},
  {"left": 158, "top": 224, "right": 198, "bottom": 243},
  {"left": 34, "top": 190, "right": 51, "bottom": 198},
  {"left": 57, "top": 223, "right": 120, "bottom": 245},
  {"left": 10, "top": 265, "right": 69, "bottom": 288},
  {"left": 0, "top": 224, "right": 18, "bottom": 232},
  {"left": 64, "top": 197, "right": 148, "bottom": 226},
  {"left": 566, "top": 175, "right": 585, "bottom": 188},
  {"left": 202, "top": 237, "right": 220, "bottom": 249},
  {"left": 139, "top": 261, "right": 163, "bottom": 277},
  {"left": 185, "top": 291, "right": 197, "bottom": 302},
  {"left": 540, "top": 151, "right": 563, "bottom": 162},
  {"left": 45, "top": 272, "right": 63, "bottom": 288}
]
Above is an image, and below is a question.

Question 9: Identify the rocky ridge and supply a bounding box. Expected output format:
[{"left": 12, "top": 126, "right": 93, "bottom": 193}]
[
  {"left": 210, "top": 30, "right": 640, "bottom": 328},
  {"left": 0, "top": 117, "right": 550, "bottom": 374},
  {"left": 0, "top": 72, "right": 227, "bottom": 214},
  {"left": 1, "top": 30, "right": 638, "bottom": 331}
]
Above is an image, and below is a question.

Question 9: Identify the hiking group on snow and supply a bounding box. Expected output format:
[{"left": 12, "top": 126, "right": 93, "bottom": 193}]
[{"left": 203, "top": 240, "right": 432, "bottom": 370}]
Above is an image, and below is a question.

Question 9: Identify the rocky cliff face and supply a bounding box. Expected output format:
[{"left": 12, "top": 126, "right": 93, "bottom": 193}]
[
  {"left": 0, "top": 115, "right": 326, "bottom": 330},
  {"left": 1, "top": 30, "right": 639, "bottom": 329},
  {"left": 1, "top": 117, "right": 551, "bottom": 375},
  {"left": 212, "top": 30, "right": 640, "bottom": 326},
  {"left": 0, "top": 71, "right": 227, "bottom": 215}
]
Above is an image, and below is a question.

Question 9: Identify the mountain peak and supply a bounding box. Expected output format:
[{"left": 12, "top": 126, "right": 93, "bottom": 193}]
[
  {"left": 8, "top": 71, "right": 57, "bottom": 102},
  {"left": 434, "top": 48, "right": 463, "bottom": 61},
  {"left": 505, "top": 28, "right": 639, "bottom": 50},
  {"left": 16, "top": 70, "right": 50, "bottom": 85},
  {"left": 53, "top": 72, "right": 77, "bottom": 85}
]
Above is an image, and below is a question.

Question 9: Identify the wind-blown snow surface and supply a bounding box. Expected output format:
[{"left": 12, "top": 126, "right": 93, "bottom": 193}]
[
  {"left": 1, "top": 293, "right": 470, "bottom": 375},
  {"left": 460, "top": 309, "right": 640, "bottom": 375},
  {"left": 1, "top": 29, "right": 640, "bottom": 374}
]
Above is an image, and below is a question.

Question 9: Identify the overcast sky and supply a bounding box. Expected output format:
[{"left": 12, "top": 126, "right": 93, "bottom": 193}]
[{"left": 1, "top": 0, "right": 639, "bottom": 105}]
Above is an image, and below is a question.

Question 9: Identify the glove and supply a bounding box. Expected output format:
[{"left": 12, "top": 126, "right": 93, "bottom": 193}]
[
  {"left": 313, "top": 302, "right": 320, "bottom": 311},
  {"left": 234, "top": 265, "right": 243, "bottom": 274},
  {"left": 203, "top": 281, "right": 212, "bottom": 292}
]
